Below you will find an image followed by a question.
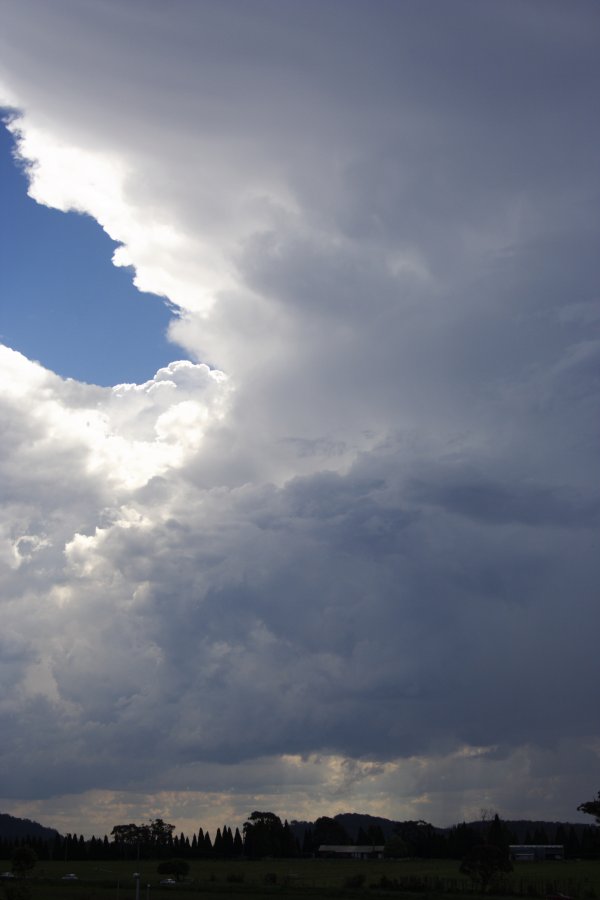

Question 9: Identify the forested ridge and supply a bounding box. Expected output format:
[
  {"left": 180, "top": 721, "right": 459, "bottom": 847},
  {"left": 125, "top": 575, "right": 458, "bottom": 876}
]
[{"left": 1, "top": 810, "right": 598, "bottom": 862}]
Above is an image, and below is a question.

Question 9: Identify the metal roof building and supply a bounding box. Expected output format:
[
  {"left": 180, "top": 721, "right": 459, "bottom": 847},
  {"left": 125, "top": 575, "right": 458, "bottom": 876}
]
[{"left": 318, "top": 845, "right": 385, "bottom": 859}]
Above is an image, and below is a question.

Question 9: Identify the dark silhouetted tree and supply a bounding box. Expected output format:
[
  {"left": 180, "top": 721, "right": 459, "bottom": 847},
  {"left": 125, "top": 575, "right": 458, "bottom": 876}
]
[
  {"left": 393, "top": 821, "right": 437, "bottom": 858},
  {"left": 222, "top": 826, "right": 234, "bottom": 857},
  {"left": 243, "top": 812, "right": 285, "bottom": 858},
  {"left": 110, "top": 824, "right": 142, "bottom": 858},
  {"left": 460, "top": 844, "right": 512, "bottom": 893},
  {"left": 233, "top": 828, "right": 243, "bottom": 857},
  {"left": 213, "top": 828, "right": 223, "bottom": 856},
  {"left": 366, "top": 824, "right": 385, "bottom": 845},
  {"left": 302, "top": 828, "right": 314, "bottom": 855},
  {"left": 580, "top": 825, "right": 599, "bottom": 858},
  {"left": 282, "top": 821, "right": 299, "bottom": 857},
  {"left": 488, "top": 815, "right": 511, "bottom": 853},
  {"left": 566, "top": 826, "right": 580, "bottom": 858},
  {"left": 383, "top": 836, "right": 408, "bottom": 858},
  {"left": 312, "top": 816, "right": 351, "bottom": 848},
  {"left": 578, "top": 791, "right": 600, "bottom": 824},
  {"left": 12, "top": 846, "right": 37, "bottom": 879},
  {"left": 157, "top": 859, "right": 189, "bottom": 882},
  {"left": 447, "top": 823, "right": 477, "bottom": 859}
]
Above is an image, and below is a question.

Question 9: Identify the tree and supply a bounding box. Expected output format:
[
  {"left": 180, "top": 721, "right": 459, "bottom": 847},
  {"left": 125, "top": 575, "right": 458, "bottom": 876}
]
[
  {"left": 148, "top": 819, "right": 175, "bottom": 853},
  {"left": 11, "top": 846, "right": 37, "bottom": 879},
  {"left": 302, "top": 828, "right": 313, "bottom": 855},
  {"left": 243, "top": 812, "right": 285, "bottom": 858},
  {"left": 111, "top": 823, "right": 143, "bottom": 857},
  {"left": 488, "top": 814, "right": 512, "bottom": 853},
  {"left": 213, "top": 828, "right": 223, "bottom": 856},
  {"left": 156, "top": 859, "right": 189, "bottom": 882},
  {"left": 383, "top": 836, "right": 409, "bottom": 858},
  {"left": 282, "top": 821, "right": 299, "bottom": 858},
  {"left": 392, "top": 821, "right": 437, "bottom": 857},
  {"left": 578, "top": 791, "right": 600, "bottom": 824},
  {"left": 222, "top": 826, "right": 234, "bottom": 857},
  {"left": 446, "top": 823, "right": 477, "bottom": 859},
  {"left": 312, "top": 816, "right": 351, "bottom": 848},
  {"left": 460, "top": 844, "right": 512, "bottom": 894},
  {"left": 111, "top": 819, "right": 175, "bottom": 859},
  {"left": 366, "top": 824, "right": 385, "bottom": 845},
  {"left": 233, "top": 828, "right": 243, "bottom": 857}
]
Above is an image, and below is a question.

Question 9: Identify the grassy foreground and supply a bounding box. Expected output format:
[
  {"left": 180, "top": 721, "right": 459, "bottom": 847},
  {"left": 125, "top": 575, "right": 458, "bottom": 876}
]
[{"left": 2, "top": 857, "right": 599, "bottom": 900}]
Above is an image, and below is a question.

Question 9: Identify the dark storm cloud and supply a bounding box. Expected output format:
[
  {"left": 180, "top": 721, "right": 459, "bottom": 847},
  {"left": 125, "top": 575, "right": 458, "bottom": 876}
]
[{"left": 4, "top": 435, "right": 596, "bottom": 801}]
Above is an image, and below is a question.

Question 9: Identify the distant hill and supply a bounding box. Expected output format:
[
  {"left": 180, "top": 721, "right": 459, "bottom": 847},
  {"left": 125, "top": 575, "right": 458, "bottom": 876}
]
[
  {"left": 289, "top": 812, "right": 408, "bottom": 843},
  {"left": 0, "top": 813, "right": 59, "bottom": 841},
  {"left": 454, "top": 819, "right": 595, "bottom": 842},
  {"left": 334, "top": 813, "right": 400, "bottom": 841},
  {"left": 290, "top": 812, "right": 594, "bottom": 846}
]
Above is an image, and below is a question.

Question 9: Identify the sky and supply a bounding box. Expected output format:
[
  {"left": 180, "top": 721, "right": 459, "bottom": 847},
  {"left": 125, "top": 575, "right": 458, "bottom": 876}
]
[
  {"left": 0, "top": 0, "right": 599, "bottom": 840},
  {"left": 0, "top": 125, "right": 175, "bottom": 386}
]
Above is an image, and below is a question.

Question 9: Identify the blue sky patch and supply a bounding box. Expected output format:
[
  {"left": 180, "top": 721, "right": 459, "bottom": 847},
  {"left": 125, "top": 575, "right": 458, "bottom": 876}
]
[{"left": 0, "top": 121, "right": 177, "bottom": 386}]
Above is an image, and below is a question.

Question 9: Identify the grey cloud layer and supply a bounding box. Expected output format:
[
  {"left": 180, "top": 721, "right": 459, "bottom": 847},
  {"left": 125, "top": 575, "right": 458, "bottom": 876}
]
[{"left": 0, "top": 0, "right": 599, "bottom": 822}]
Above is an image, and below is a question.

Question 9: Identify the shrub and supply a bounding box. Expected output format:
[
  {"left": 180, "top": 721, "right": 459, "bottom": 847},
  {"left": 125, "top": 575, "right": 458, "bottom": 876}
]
[
  {"left": 226, "top": 872, "right": 244, "bottom": 883},
  {"left": 343, "top": 873, "right": 366, "bottom": 889}
]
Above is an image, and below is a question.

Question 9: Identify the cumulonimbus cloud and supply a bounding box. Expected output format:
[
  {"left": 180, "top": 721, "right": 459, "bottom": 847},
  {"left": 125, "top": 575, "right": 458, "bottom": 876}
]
[{"left": 0, "top": 0, "right": 599, "bottom": 829}]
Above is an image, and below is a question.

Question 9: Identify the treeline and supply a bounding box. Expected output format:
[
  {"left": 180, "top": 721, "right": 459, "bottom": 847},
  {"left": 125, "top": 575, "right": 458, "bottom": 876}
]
[
  {"left": 0, "top": 814, "right": 57, "bottom": 842},
  {"left": 0, "top": 812, "right": 598, "bottom": 863},
  {"left": 0, "top": 828, "right": 245, "bottom": 863},
  {"left": 0, "top": 814, "right": 294, "bottom": 863},
  {"left": 384, "top": 817, "right": 599, "bottom": 861},
  {"left": 299, "top": 814, "right": 599, "bottom": 860}
]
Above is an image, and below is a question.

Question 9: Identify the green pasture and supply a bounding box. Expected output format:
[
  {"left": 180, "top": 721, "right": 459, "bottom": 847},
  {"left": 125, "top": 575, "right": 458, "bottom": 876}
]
[{"left": 2, "top": 857, "right": 599, "bottom": 900}]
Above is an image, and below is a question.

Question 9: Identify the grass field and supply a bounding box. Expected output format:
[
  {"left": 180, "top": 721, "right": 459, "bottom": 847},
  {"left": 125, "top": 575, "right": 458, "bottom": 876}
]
[{"left": 2, "top": 857, "right": 599, "bottom": 900}]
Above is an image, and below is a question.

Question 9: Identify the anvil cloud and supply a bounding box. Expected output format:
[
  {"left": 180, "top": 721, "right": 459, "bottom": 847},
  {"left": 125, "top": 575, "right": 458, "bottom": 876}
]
[{"left": 0, "top": 0, "right": 599, "bottom": 836}]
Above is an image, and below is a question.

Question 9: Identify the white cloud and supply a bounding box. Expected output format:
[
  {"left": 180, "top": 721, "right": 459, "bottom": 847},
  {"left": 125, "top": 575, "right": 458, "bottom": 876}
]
[{"left": 0, "top": 0, "right": 599, "bottom": 833}]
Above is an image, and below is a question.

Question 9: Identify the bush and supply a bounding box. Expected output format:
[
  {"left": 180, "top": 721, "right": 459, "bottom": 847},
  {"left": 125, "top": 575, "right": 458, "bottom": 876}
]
[
  {"left": 226, "top": 872, "right": 244, "bottom": 883},
  {"left": 343, "top": 873, "right": 366, "bottom": 889},
  {"left": 156, "top": 859, "right": 189, "bottom": 882},
  {"left": 373, "top": 875, "right": 401, "bottom": 890},
  {"left": 460, "top": 844, "right": 512, "bottom": 893},
  {"left": 2, "top": 883, "right": 31, "bottom": 900},
  {"left": 11, "top": 848, "right": 37, "bottom": 879}
]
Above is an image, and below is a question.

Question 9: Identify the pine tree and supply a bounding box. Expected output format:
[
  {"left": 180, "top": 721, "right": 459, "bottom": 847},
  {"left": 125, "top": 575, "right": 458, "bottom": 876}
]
[
  {"left": 302, "top": 828, "right": 314, "bottom": 855},
  {"left": 566, "top": 827, "right": 580, "bottom": 858},
  {"left": 233, "top": 828, "right": 243, "bottom": 857},
  {"left": 282, "top": 821, "right": 298, "bottom": 857},
  {"left": 222, "top": 826, "right": 234, "bottom": 857},
  {"left": 488, "top": 815, "right": 511, "bottom": 853},
  {"left": 580, "top": 825, "right": 598, "bottom": 859}
]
